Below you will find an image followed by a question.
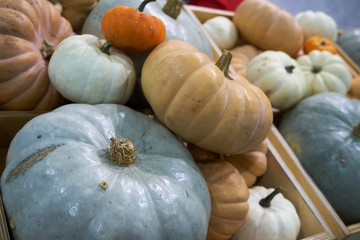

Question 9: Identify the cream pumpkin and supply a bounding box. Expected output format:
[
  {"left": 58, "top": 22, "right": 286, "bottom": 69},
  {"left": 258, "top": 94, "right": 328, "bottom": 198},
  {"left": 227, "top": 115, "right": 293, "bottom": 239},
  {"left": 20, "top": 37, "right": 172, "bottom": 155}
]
[
  {"left": 141, "top": 39, "right": 273, "bottom": 154},
  {"left": 233, "top": 0, "right": 303, "bottom": 57},
  {"left": 297, "top": 50, "right": 351, "bottom": 97},
  {"left": 48, "top": 34, "right": 136, "bottom": 104},
  {"left": 246, "top": 51, "right": 307, "bottom": 110}
]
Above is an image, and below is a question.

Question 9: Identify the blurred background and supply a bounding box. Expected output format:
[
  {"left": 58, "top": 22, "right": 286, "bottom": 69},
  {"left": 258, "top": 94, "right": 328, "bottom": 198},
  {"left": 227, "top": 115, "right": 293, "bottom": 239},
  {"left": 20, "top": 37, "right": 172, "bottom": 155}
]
[{"left": 186, "top": 0, "right": 360, "bottom": 30}]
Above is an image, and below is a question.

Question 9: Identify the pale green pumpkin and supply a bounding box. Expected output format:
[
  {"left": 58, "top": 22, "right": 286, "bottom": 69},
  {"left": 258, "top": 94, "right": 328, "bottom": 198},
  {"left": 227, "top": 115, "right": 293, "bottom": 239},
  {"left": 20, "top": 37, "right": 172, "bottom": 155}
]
[{"left": 1, "top": 103, "right": 211, "bottom": 240}]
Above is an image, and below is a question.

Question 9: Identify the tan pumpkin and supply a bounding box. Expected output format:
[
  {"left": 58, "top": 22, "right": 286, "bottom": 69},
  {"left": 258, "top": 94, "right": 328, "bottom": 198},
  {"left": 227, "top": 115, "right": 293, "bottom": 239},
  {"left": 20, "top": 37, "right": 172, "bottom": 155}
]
[
  {"left": 233, "top": 0, "right": 303, "bottom": 57},
  {"left": 197, "top": 160, "right": 249, "bottom": 240},
  {"left": 348, "top": 75, "right": 360, "bottom": 99},
  {"left": 49, "top": 0, "right": 99, "bottom": 32},
  {"left": 187, "top": 140, "right": 268, "bottom": 187},
  {"left": 230, "top": 44, "right": 262, "bottom": 77},
  {"left": 141, "top": 39, "right": 273, "bottom": 154},
  {"left": 0, "top": 0, "right": 74, "bottom": 110}
]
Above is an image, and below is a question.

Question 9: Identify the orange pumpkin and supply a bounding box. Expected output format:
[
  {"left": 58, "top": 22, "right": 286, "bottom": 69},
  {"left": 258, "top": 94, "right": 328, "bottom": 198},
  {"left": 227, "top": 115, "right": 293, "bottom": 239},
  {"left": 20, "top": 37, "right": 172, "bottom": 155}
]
[
  {"left": 348, "top": 75, "right": 360, "bottom": 99},
  {"left": 304, "top": 36, "right": 337, "bottom": 54},
  {"left": 101, "top": 0, "right": 166, "bottom": 52},
  {"left": 197, "top": 160, "right": 249, "bottom": 240},
  {"left": 0, "top": 0, "right": 74, "bottom": 110},
  {"left": 187, "top": 140, "right": 268, "bottom": 187},
  {"left": 230, "top": 44, "right": 262, "bottom": 77}
]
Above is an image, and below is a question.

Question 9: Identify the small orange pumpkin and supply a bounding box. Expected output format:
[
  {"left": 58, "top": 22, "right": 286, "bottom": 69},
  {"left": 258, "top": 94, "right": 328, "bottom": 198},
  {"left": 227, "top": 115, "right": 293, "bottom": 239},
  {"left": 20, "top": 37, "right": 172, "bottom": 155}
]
[
  {"left": 304, "top": 36, "right": 337, "bottom": 54},
  {"left": 348, "top": 75, "right": 360, "bottom": 99},
  {"left": 101, "top": 0, "right": 166, "bottom": 52}
]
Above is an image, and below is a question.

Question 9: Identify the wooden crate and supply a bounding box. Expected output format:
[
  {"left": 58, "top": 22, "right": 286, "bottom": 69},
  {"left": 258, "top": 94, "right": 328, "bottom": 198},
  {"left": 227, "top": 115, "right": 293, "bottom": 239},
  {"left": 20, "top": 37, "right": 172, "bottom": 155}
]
[{"left": 184, "top": 4, "right": 360, "bottom": 240}]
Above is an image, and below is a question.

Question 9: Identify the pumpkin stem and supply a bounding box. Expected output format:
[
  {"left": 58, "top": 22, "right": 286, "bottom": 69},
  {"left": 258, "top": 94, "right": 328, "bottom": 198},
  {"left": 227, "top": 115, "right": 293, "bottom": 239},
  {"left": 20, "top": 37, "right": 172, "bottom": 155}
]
[
  {"left": 285, "top": 65, "right": 295, "bottom": 74},
  {"left": 162, "top": 0, "right": 183, "bottom": 19},
  {"left": 138, "top": 0, "right": 156, "bottom": 12},
  {"left": 100, "top": 42, "right": 112, "bottom": 55},
  {"left": 259, "top": 186, "right": 285, "bottom": 208},
  {"left": 312, "top": 65, "right": 322, "bottom": 74},
  {"left": 49, "top": 0, "right": 63, "bottom": 13},
  {"left": 109, "top": 137, "right": 136, "bottom": 166},
  {"left": 216, "top": 50, "right": 233, "bottom": 80},
  {"left": 354, "top": 121, "right": 360, "bottom": 137},
  {"left": 321, "top": 41, "right": 326, "bottom": 46},
  {"left": 40, "top": 40, "right": 56, "bottom": 60}
]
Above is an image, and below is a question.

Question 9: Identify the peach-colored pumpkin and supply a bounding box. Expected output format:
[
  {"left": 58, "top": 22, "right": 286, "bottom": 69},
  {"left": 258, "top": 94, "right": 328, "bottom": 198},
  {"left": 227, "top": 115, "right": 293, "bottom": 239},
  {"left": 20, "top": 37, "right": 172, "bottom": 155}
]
[
  {"left": 230, "top": 44, "right": 262, "bottom": 77},
  {"left": 233, "top": 0, "right": 303, "bottom": 57},
  {"left": 197, "top": 160, "right": 249, "bottom": 240},
  {"left": 348, "top": 75, "right": 360, "bottom": 99},
  {"left": 0, "top": 0, "right": 74, "bottom": 110}
]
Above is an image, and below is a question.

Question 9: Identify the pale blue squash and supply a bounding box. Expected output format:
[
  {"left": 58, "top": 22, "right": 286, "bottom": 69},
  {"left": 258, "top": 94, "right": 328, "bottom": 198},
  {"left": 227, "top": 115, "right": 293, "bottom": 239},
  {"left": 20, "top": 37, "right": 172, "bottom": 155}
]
[
  {"left": 278, "top": 92, "right": 360, "bottom": 225},
  {"left": 337, "top": 28, "right": 360, "bottom": 68},
  {"left": 0, "top": 103, "right": 211, "bottom": 240}
]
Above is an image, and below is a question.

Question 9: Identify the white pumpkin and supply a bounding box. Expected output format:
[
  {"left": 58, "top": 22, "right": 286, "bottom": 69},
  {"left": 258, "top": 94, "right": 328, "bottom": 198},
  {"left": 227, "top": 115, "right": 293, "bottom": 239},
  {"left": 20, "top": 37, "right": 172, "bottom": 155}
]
[
  {"left": 297, "top": 50, "right": 351, "bottom": 97},
  {"left": 246, "top": 50, "right": 307, "bottom": 110},
  {"left": 202, "top": 16, "right": 238, "bottom": 50},
  {"left": 295, "top": 10, "right": 338, "bottom": 42},
  {"left": 232, "top": 186, "right": 300, "bottom": 240},
  {"left": 48, "top": 34, "right": 136, "bottom": 104}
]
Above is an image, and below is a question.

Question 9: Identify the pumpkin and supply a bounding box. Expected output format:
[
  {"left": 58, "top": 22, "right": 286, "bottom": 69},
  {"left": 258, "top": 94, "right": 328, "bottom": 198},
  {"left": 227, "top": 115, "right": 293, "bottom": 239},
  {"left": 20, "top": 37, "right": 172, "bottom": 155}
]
[
  {"left": 1, "top": 103, "right": 211, "bottom": 239},
  {"left": 337, "top": 28, "right": 360, "bottom": 68},
  {"left": 202, "top": 16, "right": 239, "bottom": 50},
  {"left": 295, "top": 10, "right": 338, "bottom": 42},
  {"left": 197, "top": 161, "right": 249, "bottom": 240},
  {"left": 0, "top": 0, "right": 74, "bottom": 110},
  {"left": 348, "top": 75, "right": 360, "bottom": 99},
  {"left": 141, "top": 39, "right": 273, "bottom": 154},
  {"left": 101, "top": 0, "right": 166, "bottom": 52},
  {"left": 297, "top": 50, "right": 351, "bottom": 97},
  {"left": 278, "top": 92, "right": 360, "bottom": 225},
  {"left": 246, "top": 50, "right": 307, "bottom": 110},
  {"left": 232, "top": 186, "right": 301, "bottom": 240},
  {"left": 187, "top": 140, "right": 268, "bottom": 187},
  {"left": 304, "top": 36, "right": 337, "bottom": 54},
  {"left": 82, "top": 0, "right": 213, "bottom": 108},
  {"left": 49, "top": 0, "right": 99, "bottom": 32},
  {"left": 230, "top": 44, "right": 262, "bottom": 77},
  {"left": 232, "top": 0, "right": 303, "bottom": 57},
  {"left": 48, "top": 34, "right": 136, "bottom": 104}
]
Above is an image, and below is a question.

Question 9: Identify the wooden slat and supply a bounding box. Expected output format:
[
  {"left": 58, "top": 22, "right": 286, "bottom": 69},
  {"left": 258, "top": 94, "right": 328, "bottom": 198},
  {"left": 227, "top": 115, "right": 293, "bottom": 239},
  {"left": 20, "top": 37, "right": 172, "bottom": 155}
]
[{"left": 0, "top": 194, "right": 10, "bottom": 240}]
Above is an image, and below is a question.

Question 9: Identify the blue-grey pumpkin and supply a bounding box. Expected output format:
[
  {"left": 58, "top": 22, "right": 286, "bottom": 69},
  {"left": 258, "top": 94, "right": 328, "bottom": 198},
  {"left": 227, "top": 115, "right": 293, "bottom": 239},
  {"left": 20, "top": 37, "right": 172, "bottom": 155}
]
[
  {"left": 82, "top": 0, "right": 214, "bottom": 108},
  {"left": 337, "top": 28, "right": 360, "bottom": 68},
  {"left": 0, "top": 103, "right": 211, "bottom": 240},
  {"left": 278, "top": 92, "right": 360, "bottom": 225}
]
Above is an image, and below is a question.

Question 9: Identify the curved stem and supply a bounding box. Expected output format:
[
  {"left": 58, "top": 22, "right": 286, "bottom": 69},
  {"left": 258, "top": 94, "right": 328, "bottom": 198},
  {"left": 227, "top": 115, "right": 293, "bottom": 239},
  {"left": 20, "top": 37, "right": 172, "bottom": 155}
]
[
  {"left": 100, "top": 42, "right": 112, "bottom": 55},
  {"left": 138, "top": 0, "right": 156, "bottom": 12},
  {"left": 259, "top": 186, "right": 285, "bottom": 208},
  {"left": 216, "top": 50, "right": 233, "bottom": 80},
  {"left": 109, "top": 137, "right": 136, "bottom": 166},
  {"left": 40, "top": 40, "right": 56, "bottom": 60},
  {"left": 162, "top": 0, "right": 183, "bottom": 19},
  {"left": 354, "top": 121, "right": 360, "bottom": 137}
]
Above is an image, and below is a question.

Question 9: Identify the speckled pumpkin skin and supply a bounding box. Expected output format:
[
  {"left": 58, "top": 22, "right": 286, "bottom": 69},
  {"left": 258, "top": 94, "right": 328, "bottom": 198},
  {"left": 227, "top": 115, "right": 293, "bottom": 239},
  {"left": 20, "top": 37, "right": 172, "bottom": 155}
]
[
  {"left": 1, "top": 104, "right": 211, "bottom": 240},
  {"left": 279, "top": 92, "right": 360, "bottom": 225}
]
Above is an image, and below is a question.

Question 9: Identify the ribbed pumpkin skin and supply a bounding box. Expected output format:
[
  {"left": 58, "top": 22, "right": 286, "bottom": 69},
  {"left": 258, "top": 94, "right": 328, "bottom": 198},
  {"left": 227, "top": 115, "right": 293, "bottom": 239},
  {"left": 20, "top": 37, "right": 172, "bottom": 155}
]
[
  {"left": 0, "top": 0, "right": 74, "bottom": 110},
  {"left": 230, "top": 44, "right": 262, "bottom": 77},
  {"left": 233, "top": 0, "right": 303, "bottom": 57},
  {"left": 1, "top": 103, "right": 211, "bottom": 240},
  {"left": 142, "top": 39, "right": 273, "bottom": 154},
  {"left": 279, "top": 92, "right": 360, "bottom": 225}
]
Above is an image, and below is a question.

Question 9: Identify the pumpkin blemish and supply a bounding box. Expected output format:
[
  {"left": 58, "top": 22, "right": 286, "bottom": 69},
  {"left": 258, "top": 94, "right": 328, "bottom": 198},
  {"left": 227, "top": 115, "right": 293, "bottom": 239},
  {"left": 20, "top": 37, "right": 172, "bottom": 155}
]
[
  {"left": 5, "top": 144, "right": 64, "bottom": 183},
  {"left": 99, "top": 181, "right": 108, "bottom": 190}
]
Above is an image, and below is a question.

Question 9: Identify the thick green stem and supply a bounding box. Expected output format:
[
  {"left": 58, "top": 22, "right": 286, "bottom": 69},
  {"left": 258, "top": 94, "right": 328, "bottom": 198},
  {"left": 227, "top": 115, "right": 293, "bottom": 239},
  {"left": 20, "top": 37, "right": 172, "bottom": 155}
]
[
  {"left": 162, "top": 0, "right": 183, "bottom": 19},
  {"left": 216, "top": 50, "right": 233, "bottom": 80},
  {"left": 138, "top": 0, "right": 156, "bottom": 12},
  {"left": 109, "top": 138, "right": 136, "bottom": 166},
  {"left": 100, "top": 42, "right": 112, "bottom": 55},
  {"left": 285, "top": 65, "right": 295, "bottom": 74},
  {"left": 354, "top": 121, "right": 360, "bottom": 137},
  {"left": 312, "top": 65, "right": 322, "bottom": 74},
  {"left": 259, "top": 186, "right": 285, "bottom": 208}
]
